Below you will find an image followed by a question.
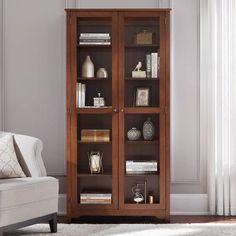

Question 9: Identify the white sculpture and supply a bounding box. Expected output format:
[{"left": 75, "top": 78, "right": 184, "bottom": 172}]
[
  {"left": 132, "top": 61, "right": 146, "bottom": 78},
  {"left": 134, "top": 61, "right": 142, "bottom": 71}
]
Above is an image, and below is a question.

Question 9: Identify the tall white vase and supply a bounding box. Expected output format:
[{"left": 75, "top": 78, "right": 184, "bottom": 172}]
[{"left": 82, "top": 56, "right": 94, "bottom": 78}]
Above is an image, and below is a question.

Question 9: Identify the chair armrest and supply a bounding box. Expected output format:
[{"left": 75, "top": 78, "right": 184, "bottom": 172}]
[{"left": 0, "top": 132, "right": 47, "bottom": 177}]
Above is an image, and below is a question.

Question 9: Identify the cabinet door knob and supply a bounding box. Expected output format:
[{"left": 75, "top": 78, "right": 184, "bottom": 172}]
[
  {"left": 120, "top": 109, "right": 124, "bottom": 112},
  {"left": 113, "top": 108, "right": 117, "bottom": 113}
]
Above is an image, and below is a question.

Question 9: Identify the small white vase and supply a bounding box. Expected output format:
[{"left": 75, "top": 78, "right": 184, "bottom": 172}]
[
  {"left": 82, "top": 56, "right": 94, "bottom": 78},
  {"left": 96, "top": 68, "right": 108, "bottom": 78}
]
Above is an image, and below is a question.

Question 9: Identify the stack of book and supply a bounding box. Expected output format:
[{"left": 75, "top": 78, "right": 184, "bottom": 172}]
[
  {"left": 76, "top": 82, "right": 86, "bottom": 108},
  {"left": 81, "top": 129, "right": 110, "bottom": 142},
  {"left": 79, "top": 33, "right": 111, "bottom": 45},
  {"left": 126, "top": 160, "right": 158, "bottom": 174},
  {"left": 146, "top": 52, "right": 160, "bottom": 78},
  {"left": 80, "top": 192, "right": 112, "bottom": 204}
]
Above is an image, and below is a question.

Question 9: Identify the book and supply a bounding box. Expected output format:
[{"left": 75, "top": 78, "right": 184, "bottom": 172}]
[
  {"left": 80, "top": 193, "right": 112, "bottom": 198},
  {"left": 76, "top": 83, "right": 79, "bottom": 107},
  {"left": 126, "top": 160, "right": 158, "bottom": 173},
  {"left": 80, "top": 33, "right": 110, "bottom": 38},
  {"left": 81, "top": 84, "right": 86, "bottom": 107},
  {"left": 79, "top": 39, "right": 111, "bottom": 43},
  {"left": 146, "top": 54, "right": 151, "bottom": 78},
  {"left": 80, "top": 200, "right": 111, "bottom": 205},
  {"left": 80, "top": 191, "right": 112, "bottom": 204},
  {"left": 151, "top": 53, "right": 158, "bottom": 78},
  {"left": 79, "top": 42, "right": 111, "bottom": 45},
  {"left": 76, "top": 83, "right": 82, "bottom": 107}
]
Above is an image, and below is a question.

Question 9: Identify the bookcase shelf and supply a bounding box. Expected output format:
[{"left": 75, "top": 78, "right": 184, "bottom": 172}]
[
  {"left": 125, "top": 77, "right": 159, "bottom": 81},
  {"left": 125, "top": 140, "right": 159, "bottom": 144},
  {"left": 76, "top": 107, "right": 113, "bottom": 114},
  {"left": 125, "top": 173, "right": 158, "bottom": 176},
  {"left": 125, "top": 44, "right": 160, "bottom": 48},
  {"left": 78, "top": 77, "right": 111, "bottom": 81},
  {"left": 78, "top": 141, "right": 112, "bottom": 145},
  {"left": 124, "top": 108, "right": 161, "bottom": 114},
  {"left": 66, "top": 9, "right": 170, "bottom": 222},
  {"left": 77, "top": 44, "right": 112, "bottom": 48},
  {"left": 78, "top": 173, "right": 112, "bottom": 177}
]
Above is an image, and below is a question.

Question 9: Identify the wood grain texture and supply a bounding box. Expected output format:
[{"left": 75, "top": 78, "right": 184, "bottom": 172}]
[{"left": 66, "top": 9, "right": 171, "bottom": 222}]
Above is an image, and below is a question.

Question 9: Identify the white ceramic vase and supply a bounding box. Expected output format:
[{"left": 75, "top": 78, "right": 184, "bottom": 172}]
[{"left": 82, "top": 56, "right": 94, "bottom": 78}]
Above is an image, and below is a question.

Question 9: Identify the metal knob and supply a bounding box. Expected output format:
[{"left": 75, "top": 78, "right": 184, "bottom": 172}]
[
  {"left": 113, "top": 108, "right": 117, "bottom": 113},
  {"left": 120, "top": 109, "right": 124, "bottom": 112}
]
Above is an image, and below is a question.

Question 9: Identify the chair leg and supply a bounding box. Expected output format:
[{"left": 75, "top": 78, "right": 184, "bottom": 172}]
[{"left": 49, "top": 213, "right": 57, "bottom": 233}]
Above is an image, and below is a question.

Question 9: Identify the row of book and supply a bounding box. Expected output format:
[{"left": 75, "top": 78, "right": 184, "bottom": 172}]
[
  {"left": 76, "top": 83, "right": 86, "bottom": 108},
  {"left": 126, "top": 160, "right": 158, "bottom": 174},
  {"left": 80, "top": 192, "right": 112, "bottom": 204},
  {"left": 146, "top": 53, "right": 160, "bottom": 78},
  {"left": 79, "top": 33, "right": 111, "bottom": 45}
]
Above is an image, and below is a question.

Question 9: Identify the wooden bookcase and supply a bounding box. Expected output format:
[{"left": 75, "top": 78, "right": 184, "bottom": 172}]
[{"left": 66, "top": 9, "right": 170, "bottom": 222}]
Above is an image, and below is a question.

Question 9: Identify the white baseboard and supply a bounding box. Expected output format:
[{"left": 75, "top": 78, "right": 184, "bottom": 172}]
[
  {"left": 58, "top": 193, "right": 209, "bottom": 216},
  {"left": 170, "top": 194, "right": 209, "bottom": 215}
]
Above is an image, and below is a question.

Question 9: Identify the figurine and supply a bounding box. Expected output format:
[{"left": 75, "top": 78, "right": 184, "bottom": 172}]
[
  {"left": 134, "top": 61, "right": 142, "bottom": 71},
  {"left": 132, "top": 61, "right": 147, "bottom": 78}
]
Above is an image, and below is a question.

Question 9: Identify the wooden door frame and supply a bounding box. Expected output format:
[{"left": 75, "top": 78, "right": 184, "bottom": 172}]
[{"left": 118, "top": 11, "right": 167, "bottom": 210}]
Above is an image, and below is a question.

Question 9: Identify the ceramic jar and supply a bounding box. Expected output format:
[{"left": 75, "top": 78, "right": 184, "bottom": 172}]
[
  {"left": 143, "top": 117, "right": 155, "bottom": 140},
  {"left": 82, "top": 56, "right": 94, "bottom": 78},
  {"left": 96, "top": 68, "right": 108, "bottom": 78},
  {"left": 127, "top": 128, "right": 141, "bottom": 141}
]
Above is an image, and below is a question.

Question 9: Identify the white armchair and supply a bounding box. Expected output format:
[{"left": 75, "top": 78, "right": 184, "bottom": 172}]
[{"left": 0, "top": 132, "right": 59, "bottom": 235}]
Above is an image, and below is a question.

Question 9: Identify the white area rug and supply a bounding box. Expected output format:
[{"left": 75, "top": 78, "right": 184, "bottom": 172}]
[{"left": 5, "top": 223, "right": 236, "bottom": 236}]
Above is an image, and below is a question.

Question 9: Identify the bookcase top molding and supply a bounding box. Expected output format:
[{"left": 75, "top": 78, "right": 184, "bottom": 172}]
[{"left": 65, "top": 8, "right": 171, "bottom": 12}]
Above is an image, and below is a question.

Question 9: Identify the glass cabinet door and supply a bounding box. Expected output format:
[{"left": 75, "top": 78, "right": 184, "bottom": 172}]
[
  {"left": 118, "top": 13, "right": 166, "bottom": 209},
  {"left": 70, "top": 12, "right": 118, "bottom": 210}
]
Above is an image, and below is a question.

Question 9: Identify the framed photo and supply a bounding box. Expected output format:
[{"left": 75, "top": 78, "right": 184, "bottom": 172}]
[{"left": 134, "top": 87, "right": 151, "bottom": 107}]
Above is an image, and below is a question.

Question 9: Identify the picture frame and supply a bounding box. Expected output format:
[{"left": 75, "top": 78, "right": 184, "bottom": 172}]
[{"left": 134, "top": 87, "right": 151, "bottom": 107}]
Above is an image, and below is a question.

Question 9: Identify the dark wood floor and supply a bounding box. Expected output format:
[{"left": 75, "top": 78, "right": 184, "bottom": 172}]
[{"left": 58, "top": 215, "right": 236, "bottom": 224}]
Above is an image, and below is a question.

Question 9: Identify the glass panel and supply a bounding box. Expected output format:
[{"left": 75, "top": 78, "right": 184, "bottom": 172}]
[
  {"left": 76, "top": 17, "right": 112, "bottom": 108},
  {"left": 76, "top": 17, "right": 113, "bottom": 205},
  {"left": 124, "top": 17, "right": 160, "bottom": 108},
  {"left": 77, "top": 114, "right": 113, "bottom": 205},
  {"left": 124, "top": 114, "right": 160, "bottom": 205}
]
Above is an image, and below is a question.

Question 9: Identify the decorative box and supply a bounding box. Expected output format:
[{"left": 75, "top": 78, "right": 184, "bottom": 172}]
[
  {"left": 81, "top": 129, "right": 110, "bottom": 142},
  {"left": 132, "top": 71, "right": 147, "bottom": 78},
  {"left": 93, "top": 93, "right": 105, "bottom": 107},
  {"left": 135, "top": 30, "right": 153, "bottom": 45}
]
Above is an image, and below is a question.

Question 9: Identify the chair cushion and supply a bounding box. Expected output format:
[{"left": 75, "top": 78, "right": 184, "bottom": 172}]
[
  {"left": 0, "top": 177, "right": 59, "bottom": 227},
  {"left": 0, "top": 134, "right": 26, "bottom": 178},
  {"left": 0, "top": 177, "right": 58, "bottom": 210}
]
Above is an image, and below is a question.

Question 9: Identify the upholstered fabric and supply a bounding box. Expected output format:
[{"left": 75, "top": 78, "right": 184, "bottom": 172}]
[
  {"left": 0, "top": 132, "right": 47, "bottom": 177},
  {"left": 0, "top": 134, "right": 26, "bottom": 178},
  {"left": 0, "top": 177, "right": 58, "bottom": 227}
]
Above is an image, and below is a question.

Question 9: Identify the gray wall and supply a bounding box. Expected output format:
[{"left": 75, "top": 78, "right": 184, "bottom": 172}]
[
  {"left": 0, "top": 0, "right": 204, "bottom": 194},
  {"left": 0, "top": 0, "right": 3, "bottom": 130}
]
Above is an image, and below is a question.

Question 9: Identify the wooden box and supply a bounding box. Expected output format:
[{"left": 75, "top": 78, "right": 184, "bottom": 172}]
[
  {"left": 81, "top": 129, "right": 110, "bottom": 142},
  {"left": 135, "top": 30, "right": 153, "bottom": 45}
]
